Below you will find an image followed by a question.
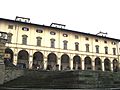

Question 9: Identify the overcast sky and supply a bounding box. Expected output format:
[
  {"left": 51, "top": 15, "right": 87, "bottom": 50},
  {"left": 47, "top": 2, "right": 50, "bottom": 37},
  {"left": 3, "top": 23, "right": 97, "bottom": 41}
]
[{"left": 0, "top": 0, "right": 120, "bottom": 39}]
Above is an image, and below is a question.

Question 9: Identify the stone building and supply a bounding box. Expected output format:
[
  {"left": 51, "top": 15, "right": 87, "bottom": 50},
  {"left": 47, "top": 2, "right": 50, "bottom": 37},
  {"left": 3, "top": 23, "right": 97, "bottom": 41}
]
[{"left": 0, "top": 16, "right": 120, "bottom": 71}]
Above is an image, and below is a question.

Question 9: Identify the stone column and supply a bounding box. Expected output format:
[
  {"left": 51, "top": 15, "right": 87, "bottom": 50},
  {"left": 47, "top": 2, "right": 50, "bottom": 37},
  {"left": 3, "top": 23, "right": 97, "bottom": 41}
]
[
  {"left": 92, "top": 61, "right": 95, "bottom": 70},
  {"left": 43, "top": 57, "right": 47, "bottom": 70},
  {"left": 70, "top": 58, "right": 73, "bottom": 70},
  {"left": 13, "top": 54, "right": 17, "bottom": 65},
  {"left": 29, "top": 56, "right": 33, "bottom": 69},
  {"left": 81, "top": 56, "right": 85, "bottom": 70},
  {"left": 57, "top": 57, "right": 61, "bottom": 70},
  {"left": 92, "top": 56, "right": 96, "bottom": 70},
  {"left": 101, "top": 58, "right": 105, "bottom": 71},
  {"left": 29, "top": 50, "right": 33, "bottom": 69},
  {"left": 110, "top": 60, "right": 113, "bottom": 72}
]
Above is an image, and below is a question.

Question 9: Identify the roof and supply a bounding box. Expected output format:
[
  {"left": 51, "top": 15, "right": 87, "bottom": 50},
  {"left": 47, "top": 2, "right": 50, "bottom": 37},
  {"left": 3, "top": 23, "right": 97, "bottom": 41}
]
[{"left": 0, "top": 17, "right": 120, "bottom": 42}]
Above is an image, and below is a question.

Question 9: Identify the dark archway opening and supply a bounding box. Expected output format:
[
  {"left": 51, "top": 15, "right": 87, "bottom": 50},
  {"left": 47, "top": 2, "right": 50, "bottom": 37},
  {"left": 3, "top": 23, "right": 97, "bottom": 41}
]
[
  {"left": 104, "top": 58, "right": 111, "bottom": 71},
  {"left": 47, "top": 53, "right": 57, "bottom": 70},
  {"left": 17, "top": 50, "right": 29, "bottom": 68},
  {"left": 95, "top": 57, "right": 102, "bottom": 71},
  {"left": 61, "top": 54, "right": 70, "bottom": 70},
  {"left": 84, "top": 56, "right": 92, "bottom": 70},
  {"left": 33, "top": 52, "right": 43, "bottom": 70},
  {"left": 73, "top": 55, "right": 81, "bottom": 70}
]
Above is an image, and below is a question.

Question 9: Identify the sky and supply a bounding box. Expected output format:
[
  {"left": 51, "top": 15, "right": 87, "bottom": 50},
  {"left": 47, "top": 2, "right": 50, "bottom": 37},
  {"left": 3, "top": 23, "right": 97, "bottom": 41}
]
[{"left": 0, "top": 0, "right": 120, "bottom": 39}]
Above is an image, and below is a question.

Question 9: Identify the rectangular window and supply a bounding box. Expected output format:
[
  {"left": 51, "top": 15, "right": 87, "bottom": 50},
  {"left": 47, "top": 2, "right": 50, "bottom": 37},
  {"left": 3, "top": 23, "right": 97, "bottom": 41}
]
[
  {"left": 95, "top": 45, "right": 99, "bottom": 53},
  {"left": 75, "top": 42, "right": 79, "bottom": 51},
  {"left": 8, "top": 25, "right": 13, "bottom": 29},
  {"left": 36, "top": 37, "right": 42, "bottom": 46},
  {"left": 22, "top": 35, "right": 28, "bottom": 45},
  {"left": 113, "top": 48, "right": 116, "bottom": 55},
  {"left": 50, "top": 39, "right": 55, "bottom": 48},
  {"left": 105, "top": 47, "right": 108, "bottom": 54},
  {"left": 63, "top": 40, "right": 68, "bottom": 50},
  {"left": 86, "top": 44, "right": 89, "bottom": 52},
  {"left": 75, "top": 35, "right": 79, "bottom": 39}
]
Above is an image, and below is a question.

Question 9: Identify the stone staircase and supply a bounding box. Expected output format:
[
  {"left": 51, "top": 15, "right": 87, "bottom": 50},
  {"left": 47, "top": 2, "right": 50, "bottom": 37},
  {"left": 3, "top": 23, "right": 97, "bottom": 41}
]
[{"left": 1, "top": 70, "right": 120, "bottom": 89}]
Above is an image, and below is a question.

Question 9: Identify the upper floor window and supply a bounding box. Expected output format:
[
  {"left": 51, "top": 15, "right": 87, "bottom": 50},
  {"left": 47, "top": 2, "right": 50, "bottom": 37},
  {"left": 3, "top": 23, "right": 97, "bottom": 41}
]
[
  {"left": 95, "top": 39, "right": 98, "bottom": 42},
  {"left": 111, "top": 42, "right": 116, "bottom": 45},
  {"left": 36, "top": 28, "right": 43, "bottom": 33},
  {"left": 22, "top": 35, "right": 28, "bottom": 45},
  {"left": 63, "top": 34, "right": 68, "bottom": 37},
  {"left": 8, "top": 25, "right": 13, "bottom": 29},
  {"left": 113, "top": 48, "right": 116, "bottom": 55},
  {"left": 63, "top": 40, "right": 68, "bottom": 50},
  {"left": 104, "top": 46, "right": 108, "bottom": 54},
  {"left": 50, "top": 38, "right": 55, "bottom": 48},
  {"left": 22, "top": 27, "right": 29, "bottom": 31},
  {"left": 85, "top": 44, "right": 89, "bottom": 52},
  {"left": 75, "top": 42, "right": 79, "bottom": 51},
  {"left": 7, "top": 33, "right": 13, "bottom": 43},
  {"left": 50, "top": 31, "right": 56, "bottom": 35},
  {"left": 104, "top": 40, "right": 107, "bottom": 44},
  {"left": 36, "top": 37, "right": 42, "bottom": 46},
  {"left": 85, "top": 37, "right": 89, "bottom": 41},
  {"left": 95, "top": 45, "right": 99, "bottom": 53},
  {"left": 75, "top": 35, "right": 79, "bottom": 39}
]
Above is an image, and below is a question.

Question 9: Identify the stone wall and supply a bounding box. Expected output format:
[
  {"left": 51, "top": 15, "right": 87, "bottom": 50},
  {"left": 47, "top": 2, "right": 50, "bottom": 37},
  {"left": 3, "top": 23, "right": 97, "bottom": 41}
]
[{"left": 4, "top": 67, "right": 24, "bottom": 83}]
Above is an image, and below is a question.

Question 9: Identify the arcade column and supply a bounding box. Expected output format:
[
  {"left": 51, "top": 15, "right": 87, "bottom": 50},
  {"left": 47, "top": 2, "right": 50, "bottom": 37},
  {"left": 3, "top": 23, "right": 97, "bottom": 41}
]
[{"left": 0, "top": 32, "right": 8, "bottom": 84}]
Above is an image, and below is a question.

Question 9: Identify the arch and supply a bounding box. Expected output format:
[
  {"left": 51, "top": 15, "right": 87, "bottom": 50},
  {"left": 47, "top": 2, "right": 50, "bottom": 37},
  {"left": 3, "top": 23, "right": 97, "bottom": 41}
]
[
  {"left": 95, "top": 57, "right": 102, "bottom": 70},
  {"left": 113, "top": 59, "right": 119, "bottom": 72},
  {"left": 84, "top": 56, "right": 92, "bottom": 70},
  {"left": 73, "top": 55, "right": 81, "bottom": 70},
  {"left": 17, "top": 50, "right": 29, "bottom": 68},
  {"left": 4, "top": 48, "right": 14, "bottom": 63},
  {"left": 33, "top": 52, "right": 43, "bottom": 69},
  {"left": 61, "top": 54, "right": 70, "bottom": 70},
  {"left": 104, "top": 58, "right": 111, "bottom": 71},
  {"left": 47, "top": 53, "right": 57, "bottom": 70}
]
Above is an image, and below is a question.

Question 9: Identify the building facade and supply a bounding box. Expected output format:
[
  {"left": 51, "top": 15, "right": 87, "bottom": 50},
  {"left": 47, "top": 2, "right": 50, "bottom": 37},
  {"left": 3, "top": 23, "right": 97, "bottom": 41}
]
[{"left": 0, "top": 17, "right": 120, "bottom": 71}]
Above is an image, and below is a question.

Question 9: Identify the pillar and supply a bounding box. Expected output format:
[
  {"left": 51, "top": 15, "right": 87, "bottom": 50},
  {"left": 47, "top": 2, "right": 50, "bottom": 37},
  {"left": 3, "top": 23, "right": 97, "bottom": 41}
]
[
  {"left": 44, "top": 57, "right": 47, "bottom": 70},
  {"left": 92, "top": 61, "right": 95, "bottom": 70},
  {"left": 111, "top": 60, "right": 113, "bottom": 72},
  {"left": 29, "top": 56, "right": 33, "bottom": 69},
  {"left": 101, "top": 58, "right": 105, "bottom": 71},
  {"left": 29, "top": 50, "right": 33, "bottom": 69},
  {"left": 70, "top": 58, "right": 73, "bottom": 70},
  {"left": 13, "top": 54, "right": 17, "bottom": 65},
  {"left": 81, "top": 56, "right": 85, "bottom": 70},
  {"left": 57, "top": 57, "right": 61, "bottom": 70}
]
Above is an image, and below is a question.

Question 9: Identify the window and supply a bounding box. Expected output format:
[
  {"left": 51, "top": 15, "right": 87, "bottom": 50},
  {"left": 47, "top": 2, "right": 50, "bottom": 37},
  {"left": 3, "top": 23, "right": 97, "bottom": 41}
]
[
  {"left": 104, "top": 40, "right": 107, "bottom": 43},
  {"left": 22, "top": 35, "right": 28, "bottom": 45},
  {"left": 112, "top": 42, "right": 116, "bottom": 45},
  {"left": 104, "top": 46, "right": 108, "bottom": 54},
  {"left": 85, "top": 37, "right": 89, "bottom": 41},
  {"left": 95, "top": 45, "right": 99, "bottom": 53},
  {"left": 8, "top": 25, "right": 13, "bottom": 29},
  {"left": 63, "top": 40, "right": 68, "bottom": 50},
  {"left": 75, "top": 35, "right": 79, "bottom": 39},
  {"left": 75, "top": 42, "right": 79, "bottom": 51},
  {"left": 36, "top": 29, "right": 43, "bottom": 33},
  {"left": 50, "top": 31, "right": 56, "bottom": 35},
  {"left": 36, "top": 37, "right": 42, "bottom": 46},
  {"left": 7, "top": 33, "right": 13, "bottom": 43},
  {"left": 95, "top": 39, "right": 98, "bottom": 42},
  {"left": 113, "top": 48, "right": 116, "bottom": 55},
  {"left": 63, "top": 34, "right": 68, "bottom": 37},
  {"left": 86, "top": 44, "right": 89, "bottom": 52},
  {"left": 50, "top": 38, "right": 55, "bottom": 48},
  {"left": 22, "top": 27, "right": 29, "bottom": 31}
]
